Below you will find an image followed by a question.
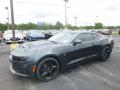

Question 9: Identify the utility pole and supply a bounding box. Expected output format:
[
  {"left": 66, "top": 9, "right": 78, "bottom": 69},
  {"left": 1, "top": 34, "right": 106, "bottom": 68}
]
[
  {"left": 5, "top": 7, "right": 10, "bottom": 30},
  {"left": 64, "top": 0, "right": 68, "bottom": 30},
  {"left": 74, "top": 17, "right": 77, "bottom": 29},
  {"left": 10, "top": 0, "right": 15, "bottom": 43},
  {"left": 67, "top": 7, "right": 70, "bottom": 26}
]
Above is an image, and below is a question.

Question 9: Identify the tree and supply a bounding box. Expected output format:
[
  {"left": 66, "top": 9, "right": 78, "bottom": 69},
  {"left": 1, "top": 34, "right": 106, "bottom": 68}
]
[
  {"left": 55, "top": 21, "right": 64, "bottom": 30},
  {"left": 80, "top": 26, "right": 94, "bottom": 29},
  {"left": 104, "top": 26, "right": 115, "bottom": 29},
  {"left": 48, "top": 24, "right": 55, "bottom": 29},
  {"left": 0, "top": 23, "right": 7, "bottom": 32},
  {"left": 95, "top": 22, "right": 103, "bottom": 29},
  {"left": 17, "top": 22, "right": 37, "bottom": 30},
  {"left": 67, "top": 24, "right": 72, "bottom": 29}
]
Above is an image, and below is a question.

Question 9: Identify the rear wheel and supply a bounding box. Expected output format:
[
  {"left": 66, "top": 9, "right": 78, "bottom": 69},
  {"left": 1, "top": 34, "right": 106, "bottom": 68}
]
[
  {"left": 100, "top": 46, "right": 112, "bottom": 61},
  {"left": 36, "top": 57, "right": 60, "bottom": 82}
]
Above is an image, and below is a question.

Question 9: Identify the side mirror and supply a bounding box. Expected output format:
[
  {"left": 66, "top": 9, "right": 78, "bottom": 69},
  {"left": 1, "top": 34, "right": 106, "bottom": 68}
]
[{"left": 73, "top": 39, "right": 82, "bottom": 46}]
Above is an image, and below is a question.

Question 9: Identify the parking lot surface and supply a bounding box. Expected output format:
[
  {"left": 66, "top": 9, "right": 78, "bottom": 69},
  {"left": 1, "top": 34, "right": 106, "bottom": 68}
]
[{"left": 0, "top": 35, "right": 120, "bottom": 90}]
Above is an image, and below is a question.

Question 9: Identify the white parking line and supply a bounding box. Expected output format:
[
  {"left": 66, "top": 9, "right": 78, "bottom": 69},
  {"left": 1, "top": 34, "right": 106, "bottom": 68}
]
[
  {"left": 115, "top": 43, "right": 120, "bottom": 47},
  {"left": 80, "top": 69, "right": 120, "bottom": 88},
  {"left": 61, "top": 75, "right": 79, "bottom": 90},
  {"left": 94, "top": 64, "right": 120, "bottom": 77}
]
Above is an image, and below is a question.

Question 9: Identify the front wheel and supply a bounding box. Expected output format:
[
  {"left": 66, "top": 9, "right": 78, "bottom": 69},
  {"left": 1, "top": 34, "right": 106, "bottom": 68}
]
[
  {"left": 29, "top": 37, "right": 32, "bottom": 42},
  {"left": 36, "top": 57, "right": 60, "bottom": 82},
  {"left": 100, "top": 46, "right": 112, "bottom": 61}
]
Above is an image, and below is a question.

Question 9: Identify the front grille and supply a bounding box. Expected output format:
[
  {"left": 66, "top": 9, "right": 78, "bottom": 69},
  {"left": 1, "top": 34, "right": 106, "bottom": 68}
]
[
  {"left": 10, "top": 55, "right": 27, "bottom": 74},
  {"left": 10, "top": 37, "right": 20, "bottom": 41},
  {"left": 12, "top": 56, "right": 26, "bottom": 62},
  {"left": 12, "top": 56, "right": 21, "bottom": 61},
  {"left": 12, "top": 62, "right": 26, "bottom": 73}
]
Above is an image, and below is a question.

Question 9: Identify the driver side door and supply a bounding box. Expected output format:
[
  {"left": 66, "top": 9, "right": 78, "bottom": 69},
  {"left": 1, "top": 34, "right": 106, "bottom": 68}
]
[{"left": 65, "top": 33, "right": 98, "bottom": 65}]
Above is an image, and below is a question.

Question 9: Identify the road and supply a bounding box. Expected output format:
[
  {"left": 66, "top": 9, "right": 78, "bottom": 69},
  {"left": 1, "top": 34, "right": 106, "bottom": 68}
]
[{"left": 0, "top": 35, "right": 120, "bottom": 90}]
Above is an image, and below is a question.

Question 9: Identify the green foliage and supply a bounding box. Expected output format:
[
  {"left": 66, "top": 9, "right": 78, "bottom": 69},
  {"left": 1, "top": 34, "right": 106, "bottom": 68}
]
[
  {"left": 112, "top": 31, "right": 118, "bottom": 36},
  {"left": 55, "top": 21, "right": 64, "bottom": 30},
  {"left": 67, "top": 24, "right": 79, "bottom": 30},
  {"left": 17, "top": 21, "right": 64, "bottom": 30},
  {"left": 42, "top": 23, "right": 50, "bottom": 30},
  {"left": 18, "top": 23, "right": 37, "bottom": 30},
  {"left": 115, "top": 26, "right": 120, "bottom": 29},
  {"left": 0, "top": 23, "right": 7, "bottom": 32},
  {"left": 95, "top": 22, "right": 103, "bottom": 29},
  {"left": 80, "top": 26, "right": 94, "bottom": 29},
  {"left": 67, "top": 24, "right": 72, "bottom": 29},
  {"left": 1, "top": 21, "right": 120, "bottom": 31},
  {"left": 104, "top": 26, "right": 116, "bottom": 29},
  {"left": 48, "top": 24, "right": 55, "bottom": 29}
]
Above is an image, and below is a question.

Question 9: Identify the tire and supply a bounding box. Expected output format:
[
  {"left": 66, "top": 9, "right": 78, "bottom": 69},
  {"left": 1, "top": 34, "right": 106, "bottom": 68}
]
[
  {"left": 100, "top": 46, "right": 112, "bottom": 61},
  {"left": 36, "top": 57, "right": 60, "bottom": 82},
  {"left": 29, "top": 37, "right": 32, "bottom": 42}
]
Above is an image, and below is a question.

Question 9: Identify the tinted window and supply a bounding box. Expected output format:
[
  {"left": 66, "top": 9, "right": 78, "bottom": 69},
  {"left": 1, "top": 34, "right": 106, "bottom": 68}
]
[
  {"left": 49, "top": 32, "right": 78, "bottom": 43},
  {"left": 75, "top": 33, "right": 96, "bottom": 42},
  {"left": 92, "top": 33, "right": 99, "bottom": 39}
]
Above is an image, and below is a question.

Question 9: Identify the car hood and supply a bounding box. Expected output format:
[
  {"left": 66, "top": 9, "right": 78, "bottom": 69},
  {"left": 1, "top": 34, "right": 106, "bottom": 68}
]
[
  {"left": 4, "top": 34, "right": 23, "bottom": 38},
  {"left": 11, "top": 40, "right": 66, "bottom": 57}
]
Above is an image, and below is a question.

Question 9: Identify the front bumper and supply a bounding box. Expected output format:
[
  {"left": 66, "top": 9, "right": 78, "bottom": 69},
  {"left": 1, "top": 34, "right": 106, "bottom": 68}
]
[
  {"left": 5, "top": 38, "right": 24, "bottom": 43},
  {"left": 9, "top": 55, "right": 36, "bottom": 78},
  {"left": 10, "top": 64, "right": 29, "bottom": 77}
]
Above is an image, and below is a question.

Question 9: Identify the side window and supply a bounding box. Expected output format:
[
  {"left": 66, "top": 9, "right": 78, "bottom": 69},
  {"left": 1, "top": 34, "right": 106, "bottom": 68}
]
[
  {"left": 92, "top": 33, "right": 100, "bottom": 40},
  {"left": 75, "top": 33, "right": 94, "bottom": 42}
]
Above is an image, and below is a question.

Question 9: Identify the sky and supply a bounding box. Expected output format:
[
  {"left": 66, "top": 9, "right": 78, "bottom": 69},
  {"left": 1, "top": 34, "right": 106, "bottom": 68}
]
[{"left": 0, "top": 0, "right": 120, "bottom": 26}]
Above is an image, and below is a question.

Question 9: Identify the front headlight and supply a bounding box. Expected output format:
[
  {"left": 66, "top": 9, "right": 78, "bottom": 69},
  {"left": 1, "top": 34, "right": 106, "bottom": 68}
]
[
  {"left": 12, "top": 55, "right": 27, "bottom": 62},
  {"left": 6, "top": 37, "right": 11, "bottom": 40},
  {"left": 19, "top": 57, "right": 27, "bottom": 61}
]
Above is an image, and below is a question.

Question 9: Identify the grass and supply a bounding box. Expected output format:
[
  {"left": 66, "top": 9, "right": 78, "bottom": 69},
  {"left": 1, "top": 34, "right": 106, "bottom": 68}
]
[{"left": 111, "top": 31, "right": 118, "bottom": 36}]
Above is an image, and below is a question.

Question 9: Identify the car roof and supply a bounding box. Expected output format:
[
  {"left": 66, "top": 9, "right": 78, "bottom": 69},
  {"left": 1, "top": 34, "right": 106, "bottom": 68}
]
[{"left": 62, "top": 30, "right": 98, "bottom": 34}]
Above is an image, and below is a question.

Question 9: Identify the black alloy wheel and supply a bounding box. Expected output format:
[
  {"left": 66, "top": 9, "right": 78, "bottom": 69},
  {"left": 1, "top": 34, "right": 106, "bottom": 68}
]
[
  {"left": 100, "top": 46, "right": 111, "bottom": 61},
  {"left": 36, "top": 57, "right": 60, "bottom": 82}
]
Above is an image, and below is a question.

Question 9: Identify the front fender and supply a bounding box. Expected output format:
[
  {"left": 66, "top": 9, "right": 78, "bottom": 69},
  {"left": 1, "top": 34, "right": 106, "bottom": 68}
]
[{"left": 33, "top": 52, "right": 65, "bottom": 71}]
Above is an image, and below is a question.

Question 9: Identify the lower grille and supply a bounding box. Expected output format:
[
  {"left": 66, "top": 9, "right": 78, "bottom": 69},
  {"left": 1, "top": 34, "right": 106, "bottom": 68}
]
[
  {"left": 10, "top": 37, "right": 20, "bottom": 41},
  {"left": 12, "top": 62, "right": 26, "bottom": 73}
]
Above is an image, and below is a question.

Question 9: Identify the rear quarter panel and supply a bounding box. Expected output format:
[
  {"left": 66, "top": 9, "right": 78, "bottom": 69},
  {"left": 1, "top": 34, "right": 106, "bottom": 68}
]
[{"left": 96, "top": 35, "right": 114, "bottom": 54}]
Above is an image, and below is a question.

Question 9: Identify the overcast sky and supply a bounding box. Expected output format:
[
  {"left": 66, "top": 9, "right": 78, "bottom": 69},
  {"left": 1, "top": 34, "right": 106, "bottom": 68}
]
[{"left": 0, "top": 0, "right": 120, "bottom": 26}]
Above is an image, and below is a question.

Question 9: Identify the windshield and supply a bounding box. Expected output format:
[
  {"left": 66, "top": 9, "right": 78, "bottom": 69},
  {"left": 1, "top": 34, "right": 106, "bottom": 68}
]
[
  {"left": 29, "top": 31, "right": 44, "bottom": 37},
  {"left": 49, "top": 32, "right": 78, "bottom": 43},
  {"left": 30, "top": 32, "right": 38, "bottom": 35}
]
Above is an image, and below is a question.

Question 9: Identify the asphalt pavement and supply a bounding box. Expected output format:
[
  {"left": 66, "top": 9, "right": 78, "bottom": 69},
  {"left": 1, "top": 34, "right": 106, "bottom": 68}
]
[{"left": 0, "top": 35, "right": 120, "bottom": 90}]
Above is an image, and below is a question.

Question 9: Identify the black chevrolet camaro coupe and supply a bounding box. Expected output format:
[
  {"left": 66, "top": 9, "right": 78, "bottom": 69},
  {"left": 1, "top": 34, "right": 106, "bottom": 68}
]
[{"left": 9, "top": 31, "right": 114, "bottom": 81}]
